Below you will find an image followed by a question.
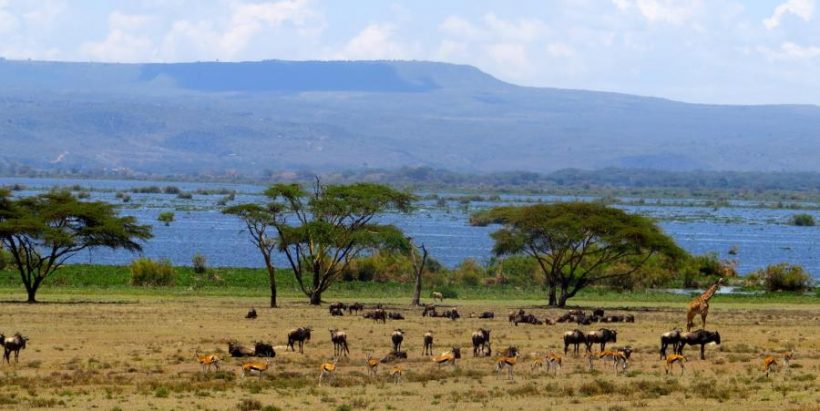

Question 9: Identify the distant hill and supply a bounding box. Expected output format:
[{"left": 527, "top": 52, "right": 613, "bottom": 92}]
[{"left": 1, "top": 58, "right": 818, "bottom": 175}]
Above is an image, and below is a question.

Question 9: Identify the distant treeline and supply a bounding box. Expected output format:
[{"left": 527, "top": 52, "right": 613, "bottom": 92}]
[{"left": 1, "top": 161, "right": 819, "bottom": 198}]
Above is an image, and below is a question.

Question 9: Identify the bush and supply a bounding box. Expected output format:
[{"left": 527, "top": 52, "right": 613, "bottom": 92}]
[
  {"left": 452, "top": 258, "right": 486, "bottom": 286},
  {"left": 130, "top": 258, "right": 176, "bottom": 286},
  {"left": 747, "top": 263, "right": 812, "bottom": 292},
  {"left": 0, "top": 248, "right": 10, "bottom": 270},
  {"left": 192, "top": 253, "right": 207, "bottom": 274},
  {"left": 177, "top": 192, "right": 193, "bottom": 200},
  {"left": 791, "top": 214, "right": 815, "bottom": 226},
  {"left": 157, "top": 212, "right": 174, "bottom": 226}
]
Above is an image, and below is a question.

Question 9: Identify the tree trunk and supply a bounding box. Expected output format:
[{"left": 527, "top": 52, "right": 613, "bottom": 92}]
[
  {"left": 26, "top": 285, "right": 37, "bottom": 303},
  {"left": 309, "top": 290, "right": 322, "bottom": 305},
  {"left": 263, "top": 254, "right": 277, "bottom": 308},
  {"left": 412, "top": 270, "right": 422, "bottom": 306},
  {"left": 548, "top": 280, "right": 557, "bottom": 306},
  {"left": 558, "top": 287, "right": 569, "bottom": 308}
]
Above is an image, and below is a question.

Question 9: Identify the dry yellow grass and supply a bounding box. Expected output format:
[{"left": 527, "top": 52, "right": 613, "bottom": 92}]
[{"left": 0, "top": 295, "right": 817, "bottom": 410}]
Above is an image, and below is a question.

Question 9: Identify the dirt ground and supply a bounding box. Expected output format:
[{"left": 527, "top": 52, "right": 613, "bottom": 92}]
[{"left": 0, "top": 295, "right": 817, "bottom": 411}]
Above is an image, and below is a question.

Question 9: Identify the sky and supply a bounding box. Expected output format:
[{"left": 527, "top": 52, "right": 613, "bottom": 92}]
[{"left": 0, "top": 0, "right": 818, "bottom": 105}]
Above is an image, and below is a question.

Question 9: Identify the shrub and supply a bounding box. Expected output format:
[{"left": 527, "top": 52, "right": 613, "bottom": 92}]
[
  {"left": 747, "top": 263, "right": 812, "bottom": 292},
  {"left": 0, "top": 248, "right": 10, "bottom": 270},
  {"left": 238, "top": 399, "right": 262, "bottom": 411},
  {"left": 157, "top": 212, "right": 174, "bottom": 226},
  {"left": 177, "top": 192, "right": 193, "bottom": 200},
  {"left": 162, "top": 186, "right": 181, "bottom": 195},
  {"left": 192, "top": 253, "right": 207, "bottom": 274},
  {"left": 791, "top": 214, "right": 815, "bottom": 226},
  {"left": 452, "top": 258, "right": 486, "bottom": 286},
  {"left": 130, "top": 258, "right": 176, "bottom": 286}
]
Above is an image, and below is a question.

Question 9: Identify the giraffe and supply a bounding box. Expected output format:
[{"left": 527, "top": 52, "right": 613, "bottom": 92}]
[{"left": 686, "top": 277, "right": 724, "bottom": 331}]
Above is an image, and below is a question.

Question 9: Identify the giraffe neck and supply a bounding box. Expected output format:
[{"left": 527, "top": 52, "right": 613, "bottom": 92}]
[{"left": 700, "top": 281, "right": 721, "bottom": 302}]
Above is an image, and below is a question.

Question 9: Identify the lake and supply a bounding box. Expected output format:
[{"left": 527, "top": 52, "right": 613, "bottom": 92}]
[{"left": 1, "top": 177, "right": 818, "bottom": 278}]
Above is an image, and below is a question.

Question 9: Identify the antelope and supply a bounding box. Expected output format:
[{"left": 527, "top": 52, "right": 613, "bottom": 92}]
[
  {"left": 432, "top": 291, "right": 444, "bottom": 302},
  {"left": 583, "top": 351, "right": 595, "bottom": 371},
  {"left": 287, "top": 326, "right": 312, "bottom": 354},
  {"left": 329, "top": 328, "right": 350, "bottom": 357},
  {"left": 763, "top": 355, "right": 778, "bottom": 378},
  {"left": 546, "top": 352, "right": 562, "bottom": 375},
  {"left": 530, "top": 357, "right": 545, "bottom": 372},
  {"left": 665, "top": 354, "right": 687, "bottom": 375},
  {"left": 423, "top": 331, "right": 434, "bottom": 356},
  {"left": 391, "top": 329, "right": 405, "bottom": 353},
  {"left": 0, "top": 333, "right": 27, "bottom": 364},
  {"left": 318, "top": 358, "right": 338, "bottom": 385},
  {"left": 597, "top": 350, "right": 628, "bottom": 374},
  {"left": 784, "top": 352, "right": 793, "bottom": 373},
  {"left": 240, "top": 358, "right": 270, "bottom": 379},
  {"left": 365, "top": 353, "right": 379, "bottom": 377},
  {"left": 495, "top": 349, "right": 519, "bottom": 380},
  {"left": 432, "top": 347, "right": 461, "bottom": 368},
  {"left": 195, "top": 351, "right": 221, "bottom": 372},
  {"left": 389, "top": 366, "right": 403, "bottom": 384}
]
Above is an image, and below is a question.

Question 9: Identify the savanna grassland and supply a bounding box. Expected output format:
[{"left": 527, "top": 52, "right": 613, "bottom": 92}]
[{"left": 0, "top": 291, "right": 817, "bottom": 411}]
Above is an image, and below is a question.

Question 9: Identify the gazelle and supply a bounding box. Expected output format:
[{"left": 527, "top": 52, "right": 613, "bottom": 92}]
[
  {"left": 546, "top": 352, "right": 562, "bottom": 375},
  {"left": 584, "top": 351, "right": 595, "bottom": 371},
  {"left": 365, "top": 353, "right": 379, "bottom": 377},
  {"left": 319, "top": 358, "right": 338, "bottom": 385},
  {"left": 763, "top": 355, "right": 777, "bottom": 378},
  {"left": 240, "top": 358, "right": 270, "bottom": 379},
  {"left": 598, "top": 351, "right": 628, "bottom": 374},
  {"left": 389, "top": 366, "right": 403, "bottom": 384},
  {"left": 495, "top": 351, "right": 518, "bottom": 380},
  {"left": 432, "top": 347, "right": 461, "bottom": 368},
  {"left": 530, "top": 357, "right": 544, "bottom": 373},
  {"left": 195, "top": 350, "right": 221, "bottom": 372},
  {"left": 783, "top": 352, "right": 793, "bottom": 373},
  {"left": 665, "top": 354, "right": 687, "bottom": 375}
]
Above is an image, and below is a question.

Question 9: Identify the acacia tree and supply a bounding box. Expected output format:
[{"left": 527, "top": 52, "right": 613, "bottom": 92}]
[
  {"left": 472, "top": 202, "right": 683, "bottom": 307},
  {"left": 223, "top": 204, "right": 282, "bottom": 307},
  {"left": 0, "top": 189, "right": 152, "bottom": 303},
  {"left": 409, "top": 239, "right": 429, "bottom": 306},
  {"left": 266, "top": 180, "right": 414, "bottom": 305}
]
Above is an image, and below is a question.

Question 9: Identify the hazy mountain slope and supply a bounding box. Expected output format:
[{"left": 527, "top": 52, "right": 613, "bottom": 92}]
[{"left": 0, "top": 58, "right": 818, "bottom": 175}]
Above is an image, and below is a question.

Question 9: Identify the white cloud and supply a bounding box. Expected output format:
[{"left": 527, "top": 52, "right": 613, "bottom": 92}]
[
  {"left": 612, "top": 0, "right": 701, "bottom": 25},
  {"left": 0, "top": 2, "right": 19, "bottom": 34},
  {"left": 763, "top": 0, "right": 814, "bottom": 29},
  {"left": 336, "top": 24, "right": 407, "bottom": 60},
  {"left": 547, "top": 42, "right": 574, "bottom": 57},
  {"left": 439, "top": 16, "right": 482, "bottom": 40},
  {"left": 758, "top": 41, "right": 820, "bottom": 60},
  {"left": 483, "top": 13, "right": 548, "bottom": 42}
]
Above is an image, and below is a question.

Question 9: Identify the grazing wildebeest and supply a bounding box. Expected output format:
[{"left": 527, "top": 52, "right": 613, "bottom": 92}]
[
  {"left": 329, "top": 302, "right": 348, "bottom": 313},
  {"left": 676, "top": 329, "right": 720, "bottom": 360},
  {"left": 659, "top": 328, "right": 682, "bottom": 359},
  {"left": 1, "top": 333, "right": 27, "bottom": 364},
  {"left": 348, "top": 302, "right": 364, "bottom": 315},
  {"left": 585, "top": 329, "right": 618, "bottom": 352},
  {"left": 330, "top": 307, "right": 344, "bottom": 316},
  {"left": 423, "top": 331, "right": 434, "bottom": 356},
  {"left": 245, "top": 308, "right": 257, "bottom": 319},
  {"left": 471, "top": 328, "right": 491, "bottom": 357},
  {"left": 287, "top": 326, "right": 312, "bottom": 354},
  {"left": 253, "top": 341, "right": 276, "bottom": 358},
  {"left": 228, "top": 340, "right": 255, "bottom": 357},
  {"left": 329, "top": 328, "right": 350, "bottom": 357},
  {"left": 563, "top": 329, "right": 586, "bottom": 356},
  {"left": 478, "top": 311, "right": 495, "bottom": 319},
  {"left": 391, "top": 329, "right": 405, "bottom": 352}
]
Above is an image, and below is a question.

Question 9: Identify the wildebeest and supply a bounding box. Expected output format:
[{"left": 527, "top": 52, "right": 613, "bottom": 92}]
[
  {"left": 514, "top": 313, "right": 543, "bottom": 325},
  {"left": 364, "top": 309, "right": 387, "bottom": 323},
  {"left": 422, "top": 305, "right": 437, "bottom": 317},
  {"left": 0, "top": 333, "right": 27, "bottom": 364},
  {"left": 329, "top": 302, "right": 348, "bottom": 313},
  {"left": 585, "top": 329, "right": 617, "bottom": 352},
  {"left": 330, "top": 307, "right": 344, "bottom": 316},
  {"left": 388, "top": 312, "right": 405, "bottom": 320},
  {"left": 245, "top": 308, "right": 257, "bottom": 319},
  {"left": 676, "top": 329, "right": 720, "bottom": 360},
  {"left": 228, "top": 340, "right": 255, "bottom": 357},
  {"left": 471, "top": 328, "right": 491, "bottom": 357},
  {"left": 253, "top": 341, "right": 276, "bottom": 358},
  {"left": 348, "top": 302, "right": 364, "bottom": 315},
  {"left": 423, "top": 331, "right": 434, "bottom": 356},
  {"left": 593, "top": 308, "right": 605, "bottom": 318},
  {"left": 508, "top": 309, "right": 525, "bottom": 324},
  {"left": 391, "top": 329, "right": 405, "bottom": 352},
  {"left": 659, "top": 328, "right": 682, "bottom": 359},
  {"left": 287, "top": 326, "right": 312, "bottom": 354},
  {"left": 329, "top": 328, "right": 350, "bottom": 357},
  {"left": 563, "top": 329, "right": 586, "bottom": 356},
  {"left": 478, "top": 311, "right": 495, "bottom": 319},
  {"left": 380, "top": 351, "right": 408, "bottom": 363}
]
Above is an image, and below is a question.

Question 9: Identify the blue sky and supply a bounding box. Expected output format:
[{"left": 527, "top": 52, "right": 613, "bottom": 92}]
[{"left": 1, "top": 0, "right": 818, "bottom": 104}]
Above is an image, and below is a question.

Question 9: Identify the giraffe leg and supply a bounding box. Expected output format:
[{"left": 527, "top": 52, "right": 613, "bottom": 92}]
[
  {"left": 701, "top": 308, "right": 708, "bottom": 330},
  {"left": 686, "top": 309, "right": 696, "bottom": 332}
]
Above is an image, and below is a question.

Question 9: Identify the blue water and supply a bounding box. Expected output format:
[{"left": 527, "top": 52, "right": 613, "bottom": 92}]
[{"left": 2, "top": 177, "right": 817, "bottom": 278}]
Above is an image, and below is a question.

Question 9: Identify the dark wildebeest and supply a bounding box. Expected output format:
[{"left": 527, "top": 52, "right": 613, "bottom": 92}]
[
  {"left": 364, "top": 309, "right": 387, "bottom": 323},
  {"left": 442, "top": 308, "right": 461, "bottom": 320},
  {"left": 676, "top": 329, "right": 721, "bottom": 360},
  {"left": 585, "top": 329, "right": 618, "bottom": 352},
  {"left": 287, "top": 326, "right": 312, "bottom": 354},
  {"left": 422, "top": 305, "right": 437, "bottom": 317},
  {"left": 0, "top": 333, "right": 28, "bottom": 364},
  {"left": 471, "top": 328, "right": 491, "bottom": 357},
  {"left": 228, "top": 341, "right": 255, "bottom": 357},
  {"left": 388, "top": 312, "right": 405, "bottom": 320},
  {"left": 563, "top": 329, "right": 586, "bottom": 356},
  {"left": 515, "top": 313, "right": 543, "bottom": 325},
  {"left": 253, "top": 341, "right": 276, "bottom": 358},
  {"left": 391, "top": 329, "right": 405, "bottom": 352},
  {"left": 624, "top": 314, "right": 635, "bottom": 323},
  {"left": 593, "top": 308, "right": 605, "bottom": 318},
  {"left": 423, "top": 331, "right": 434, "bottom": 356},
  {"left": 659, "top": 328, "right": 682, "bottom": 359},
  {"left": 348, "top": 302, "right": 364, "bottom": 315},
  {"left": 330, "top": 307, "right": 344, "bottom": 316},
  {"left": 380, "top": 351, "right": 408, "bottom": 363},
  {"left": 509, "top": 309, "right": 525, "bottom": 324},
  {"left": 329, "top": 328, "right": 350, "bottom": 357},
  {"left": 478, "top": 311, "right": 495, "bottom": 319},
  {"left": 245, "top": 308, "right": 257, "bottom": 319},
  {"left": 329, "top": 302, "right": 348, "bottom": 313}
]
